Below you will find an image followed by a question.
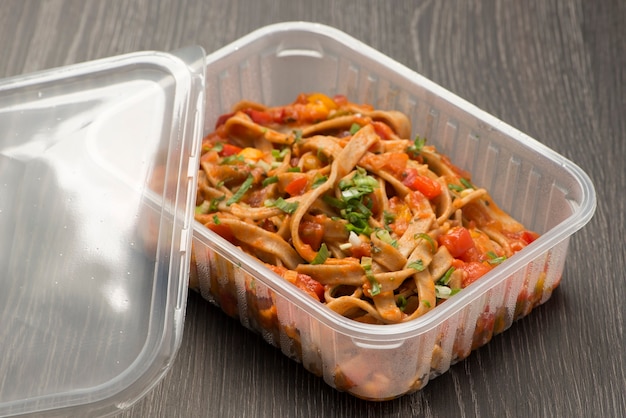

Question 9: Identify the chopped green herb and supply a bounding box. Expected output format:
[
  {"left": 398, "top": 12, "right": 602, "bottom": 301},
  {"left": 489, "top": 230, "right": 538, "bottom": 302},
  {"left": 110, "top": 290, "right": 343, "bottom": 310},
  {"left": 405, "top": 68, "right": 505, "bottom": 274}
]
[
  {"left": 383, "top": 211, "right": 396, "bottom": 226},
  {"left": 322, "top": 195, "right": 347, "bottom": 209},
  {"left": 195, "top": 200, "right": 211, "bottom": 214},
  {"left": 407, "top": 135, "right": 426, "bottom": 157},
  {"left": 435, "top": 285, "right": 453, "bottom": 299},
  {"left": 272, "top": 197, "right": 299, "bottom": 214},
  {"left": 369, "top": 279, "right": 382, "bottom": 296},
  {"left": 397, "top": 295, "right": 408, "bottom": 311},
  {"left": 448, "top": 183, "right": 464, "bottom": 192},
  {"left": 293, "top": 129, "right": 303, "bottom": 143},
  {"left": 262, "top": 175, "right": 279, "bottom": 187},
  {"left": 226, "top": 174, "right": 254, "bottom": 205},
  {"left": 333, "top": 168, "right": 378, "bottom": 235},
  {"left": 211, "top": 142, "right": 224, "bottom": 153},
  {"left": 349, "top": 123, "right": 361, "bottom": 135},
  {"left": 438, "top": 267, "right": 455, "bottom": 285},
  {"left": 311, "top": 175, "right": 328, "bottom": 189},
  {"left": 375, "top": 228, "right": 398, "bottom": 248},
  {"left": 311, "top": 243, "right": 329, "bottom": 265},
  {"left": 209, "top": 195, "right": 225, "bottom": 211},
  {"left": 422, "top": 299, "right": 432, "bottom": 308},
  {"left": 256, "top": 159, "right": 271, "bottom": 172},
  {"left": 287, "top": 166, "right": 301, "bottom": 172},
  {"left": 407, "top": 259, "right": 425, "bottom": 271},
  {"left": 415, "top": 232, "right": 436, "bottom": 252},
  {"left": 360, "top": 257, "right": 381, "bottom": 296},
  {"left": 215, "top": 180, "right": 225, "bottom": 188},
  {"left": 221, "top": 154, "right": 245, "bottom": 165},
  {"left": 460, "top": 178, "right": 474, "bottom": 189},
  {"left": 487, "top": 251, "right": 507, "bottom": 265},
  {"left": 212, "top": 215, "right": 221, "bottom": 225}
]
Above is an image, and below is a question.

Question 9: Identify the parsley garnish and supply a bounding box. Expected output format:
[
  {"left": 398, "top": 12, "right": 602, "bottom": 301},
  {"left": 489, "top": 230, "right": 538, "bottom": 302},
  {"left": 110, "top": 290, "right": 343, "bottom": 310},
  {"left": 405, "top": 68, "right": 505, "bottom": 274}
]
[
  {"left": 271, "top": 148, "right": 289, "bottom": 161},
  {"left": 415, "top": 232, "right": 436, "bottom": 252},
  {"left": 270, "top": 197, "right": 299, "bottom": 214},
  {"left": 311, "top": 175, "right": 328, "bottom": 189},
  {"left": 438, "top": 267, "right": 455, "bottom": 285},
  {"left": 397, "top": 295, "right": 408, "bottom": 312},
  {"left": 195, "top": 200, "right": 211, "bottom": 214},
  {"left": 448, "top": 183, "right": 464, "bottom": 192},
  {"left": 360, "top": 257, "right": 381, "bottom": 296},
  {"left": 210, "top": 142, "right": 224, "bottom": 153},
  {"left": 221, "top": 154, "right": 245, "bottom": 165},
  {"left": 407, "top": 260, "right": 425, "bottom": 271},
  {"left": 209, "top": 195, "right": 225, "bottom": 211},
  {"left": 375, "top": 228, "right": 398, "bottom": 248},
  {"left": 226, "top": 174, "right": 254, "bottom": 205},
  {"left": 311, "top": 243, "right": 329, "bottom": 265},
  {"left": 349, "top": 123, "right": 361, "bottom": 135},
  {"left": 487, "top": 251, "right": 507, "bottom": 265},
  {"left": 407, "top": 135, "right": 426, "bottom": 157},
  {"left": 460, "top": 178, "right": 474, "bottom": 189},
  {"left": 328, "top": 167, "right": 378, "bottom": 235},
  {"left": 262, "top": 175, "right": 278, "bottom": 187}
]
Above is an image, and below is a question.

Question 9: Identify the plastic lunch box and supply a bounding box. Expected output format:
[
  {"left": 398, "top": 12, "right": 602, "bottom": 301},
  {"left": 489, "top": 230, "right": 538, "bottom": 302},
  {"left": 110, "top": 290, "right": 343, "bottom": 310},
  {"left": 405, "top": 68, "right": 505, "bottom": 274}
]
[{"left": 0, "top": 22, "right": 595, "bottom": 415}]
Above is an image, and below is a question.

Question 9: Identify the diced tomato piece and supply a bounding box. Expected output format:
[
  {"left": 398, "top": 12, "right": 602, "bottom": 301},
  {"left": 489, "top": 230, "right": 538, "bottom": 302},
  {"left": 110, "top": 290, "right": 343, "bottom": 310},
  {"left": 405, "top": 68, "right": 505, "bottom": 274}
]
[
  {"left": 244, "top": 109, "right": 274, "bottom": 125},
  {"left": 401, "top": 168, "right": 442, "bottom": 199},
  {"left": 333, "top": 94, "right": 349, "bottom": 106},
  {"left": 507, "top": 230, "right": 540, "bottom": 252},
  {"left": 284, "top": 175, "right": 308, "bottom": 196},
  {"left": 520, "top": 230, "right": 539, "bottom": 245},
  {"left": 439, "top": 227, "right": 475, "bottom": 258},
  {"left": 206, "top": 222, "right": 235, "bottom": 244},
  {"left": 298, "top": 220, "right": 324, "bottom": 251},
  {"left": 215, "top": 112, "right": 235, "bottom": 128},
  {"left": 219, "top": 143, "right": 243, "bottom": 157},
  {"left": 372, "top": 121, "right": 395, "bottom": 140},
  {"left": 349, "top": 242, "right": 371, "bottom": 259},
  {"left": 360, "top": 152, "right": 408, "bottom": 178},
  {"left": 460, "top": 261, "right": 492, "bottom": 287},
  {"left": 295, "top": 273, "right": 325, "bottom": 302}
]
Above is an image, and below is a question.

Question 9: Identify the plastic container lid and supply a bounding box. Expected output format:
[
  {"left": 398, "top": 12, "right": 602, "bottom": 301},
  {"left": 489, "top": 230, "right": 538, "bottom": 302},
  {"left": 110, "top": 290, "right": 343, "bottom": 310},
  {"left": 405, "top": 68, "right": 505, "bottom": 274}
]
[{"left": 0, "top": 46, "right": 205, "bottom": 417}]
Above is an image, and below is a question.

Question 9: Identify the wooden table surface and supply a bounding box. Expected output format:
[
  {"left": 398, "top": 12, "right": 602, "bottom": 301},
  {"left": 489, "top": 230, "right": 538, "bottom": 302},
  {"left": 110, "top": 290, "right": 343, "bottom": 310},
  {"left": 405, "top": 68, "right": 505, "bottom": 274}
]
[{"left": 2, "top": 1, "right": 624, "bottom": 417}]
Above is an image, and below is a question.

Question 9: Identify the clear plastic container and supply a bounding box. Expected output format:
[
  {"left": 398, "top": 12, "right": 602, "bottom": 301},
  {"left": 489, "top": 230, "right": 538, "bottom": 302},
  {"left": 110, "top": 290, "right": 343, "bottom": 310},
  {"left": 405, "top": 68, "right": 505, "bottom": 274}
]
[
  {"left": 0, "top": 47, "right": 205, "bottom": 416},
  {"left": 191, "top": 22, "right": 596, "bottom": 401}
]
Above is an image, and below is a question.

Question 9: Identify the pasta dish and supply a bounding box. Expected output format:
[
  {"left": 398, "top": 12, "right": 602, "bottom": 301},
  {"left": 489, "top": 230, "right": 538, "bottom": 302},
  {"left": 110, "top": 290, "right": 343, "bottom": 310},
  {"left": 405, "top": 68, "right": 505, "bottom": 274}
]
[{"left": 195, "top": 93, "right": 538, "bottom": 325}]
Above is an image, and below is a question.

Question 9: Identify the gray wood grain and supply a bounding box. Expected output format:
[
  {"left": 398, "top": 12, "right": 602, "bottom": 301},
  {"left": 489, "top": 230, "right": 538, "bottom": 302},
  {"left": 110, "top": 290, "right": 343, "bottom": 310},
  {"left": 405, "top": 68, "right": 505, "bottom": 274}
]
[{"left": 1, "top": 0, "right": 624, "bottom": 417}]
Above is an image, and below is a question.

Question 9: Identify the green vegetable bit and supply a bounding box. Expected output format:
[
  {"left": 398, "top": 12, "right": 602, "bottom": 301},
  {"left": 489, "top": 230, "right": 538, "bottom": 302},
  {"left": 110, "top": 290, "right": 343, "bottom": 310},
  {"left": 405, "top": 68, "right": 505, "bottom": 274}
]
[
  {"left": 262, "top": 175, "right": 279, "bottom": 187},
  {"left": 438, "top": 267, "right": 455, "bottom": 285},
  {"left": 226, "top": 174, "right": 254, "bottom": 205},
  {"left": 407, "top": 135, "right": 426, "bottom": 157},
  {"left": 271, "top": 197, "right": 299, "bottom": 214},
  {"left": 407, "top": 259, "right": 425, "bottom": 271},
  {"left": 311, "top": 243, "right": 329, "bottom": 265},
  {"left": 487, "top": 251, "right": 507, "bottom": 265}
]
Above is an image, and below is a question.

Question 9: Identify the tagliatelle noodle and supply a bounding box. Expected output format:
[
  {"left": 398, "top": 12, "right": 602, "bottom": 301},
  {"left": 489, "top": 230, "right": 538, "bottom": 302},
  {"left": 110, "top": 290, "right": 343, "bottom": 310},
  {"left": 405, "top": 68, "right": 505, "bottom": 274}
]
[{"left": 194, "top": 93, "right": 539, "bottom": 324}]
